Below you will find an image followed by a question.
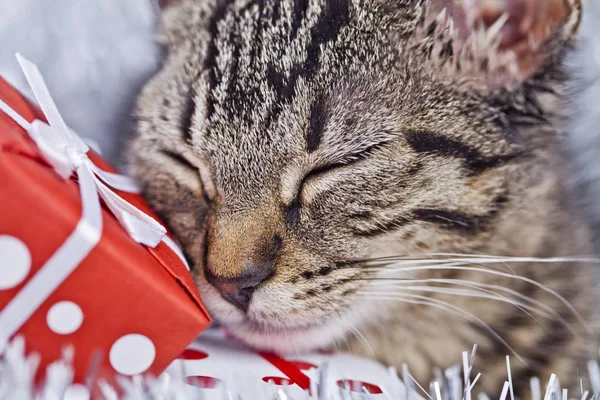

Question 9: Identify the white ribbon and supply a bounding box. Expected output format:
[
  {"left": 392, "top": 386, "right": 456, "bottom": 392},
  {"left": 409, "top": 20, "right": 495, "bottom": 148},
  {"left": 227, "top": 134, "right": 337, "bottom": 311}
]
[{"left": 0, "top": 54, "right": 189, "bottom": 342}]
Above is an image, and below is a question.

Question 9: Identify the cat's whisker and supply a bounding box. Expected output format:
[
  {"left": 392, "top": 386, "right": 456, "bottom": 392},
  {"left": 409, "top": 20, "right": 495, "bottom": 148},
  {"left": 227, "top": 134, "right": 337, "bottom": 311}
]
[
  {"left": 347, "top": 261, "right": 522, "bottom": 292},
  {"left": 424, "top": 256, "right": 598, "bottom": 265},
  {"left": 362, "top": 262, "right": 591, "bottom": 333},
  {"left": 364, "top": 285, "right": 553, "bottom": 332},
  {"left": 340, "top": 254, "right": 598, "bottom": 266},
  {"left": 376, "top": 276, "right": 557, "bottom": 324},
  {"left": 342, "top": 257, "right": 559, "bottom": 279},
  {"left": 338, "top": 256, "right": 422, "bottom": 267},
  {"left": 344, "top": 259, "right": 516, "bottom": 277},
  {"left": 347, "top": 323, "right": 376, "bottom": 357},
  {"left": 356, "top": 291, "right": 525, "bottom": 364},
  {"left": 315, "top": 290, "right": 377, "bottom": 356},
  {"left": 316, "top": 294, "right": 351, "bottom": 352},
  {"left": 355, "top": 277, "right": 579, "bottom": 336},
  {"left": 341, "top": 258, "right": 589, "bottom": 332},
  {"left": 358, "top": 260, "right": 519, "bottom": 277},
  {"left": 422, "top": 253, "right": 598, "bottom": 262}
]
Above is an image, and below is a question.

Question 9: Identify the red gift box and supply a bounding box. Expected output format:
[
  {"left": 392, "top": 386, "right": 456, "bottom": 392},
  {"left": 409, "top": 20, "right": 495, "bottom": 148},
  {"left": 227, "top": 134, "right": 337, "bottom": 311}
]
[{"left": 0, "top": 56, "right": 210, "bottom": 386}]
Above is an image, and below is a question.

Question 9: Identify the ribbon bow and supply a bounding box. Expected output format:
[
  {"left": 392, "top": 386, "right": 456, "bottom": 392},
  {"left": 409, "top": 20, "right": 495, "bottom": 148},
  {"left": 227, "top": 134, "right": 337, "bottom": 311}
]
[
  {"left": 0, "top": 54, "right": 188, "bottom": 341},
  {"left": 3, "top": 54, "right": 167, "bottom": 247}
]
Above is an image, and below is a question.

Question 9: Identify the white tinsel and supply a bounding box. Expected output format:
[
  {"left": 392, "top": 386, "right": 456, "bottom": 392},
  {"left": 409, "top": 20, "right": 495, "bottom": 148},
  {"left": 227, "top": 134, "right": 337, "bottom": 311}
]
[{"left": 0, "top": 337, "right": 599, "bottom": 400}]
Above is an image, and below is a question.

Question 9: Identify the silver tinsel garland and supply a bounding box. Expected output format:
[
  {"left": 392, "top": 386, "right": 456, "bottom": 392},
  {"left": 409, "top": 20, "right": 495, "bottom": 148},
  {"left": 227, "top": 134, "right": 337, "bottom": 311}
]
[{"left": 1, "top": 335, "right": 599, "bottom": 400}]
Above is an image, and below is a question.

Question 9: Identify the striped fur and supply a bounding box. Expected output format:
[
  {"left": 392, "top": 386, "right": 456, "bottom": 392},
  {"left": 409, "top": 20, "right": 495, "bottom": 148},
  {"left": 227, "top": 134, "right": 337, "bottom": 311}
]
[{"left": 128, "top": 0, "right": 599, "bottom": 396}]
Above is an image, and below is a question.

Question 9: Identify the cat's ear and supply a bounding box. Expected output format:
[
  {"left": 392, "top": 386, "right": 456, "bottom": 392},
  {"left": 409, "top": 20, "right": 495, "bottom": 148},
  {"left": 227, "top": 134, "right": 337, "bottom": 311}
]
[{"left": 422, "top": 0, "right": 582, "bottom": 87}]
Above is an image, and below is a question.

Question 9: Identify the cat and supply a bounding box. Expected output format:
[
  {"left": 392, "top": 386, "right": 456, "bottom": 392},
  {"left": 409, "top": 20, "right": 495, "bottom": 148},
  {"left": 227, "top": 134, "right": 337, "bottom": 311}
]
[{"left": 127, "top": 0, "right": 599, "bottom": 395}]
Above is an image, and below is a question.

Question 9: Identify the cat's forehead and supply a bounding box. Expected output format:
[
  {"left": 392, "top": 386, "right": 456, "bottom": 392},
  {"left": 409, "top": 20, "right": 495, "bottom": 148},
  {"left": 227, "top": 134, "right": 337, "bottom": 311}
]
[
  {"left": 192, "top": 0, "right": 398, "bottom": 136},
  {"left": 175, "top": 0, "right": 517, "bottom": 208},
  {"left": 184, "top": 0, "right": 409, "bottom": 194}
]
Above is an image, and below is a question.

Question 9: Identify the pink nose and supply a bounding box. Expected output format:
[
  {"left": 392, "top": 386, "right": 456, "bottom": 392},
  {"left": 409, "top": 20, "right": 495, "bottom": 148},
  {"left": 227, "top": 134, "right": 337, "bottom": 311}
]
[{"left": 205, "top": 263, "right": 275, "bottom": 311}]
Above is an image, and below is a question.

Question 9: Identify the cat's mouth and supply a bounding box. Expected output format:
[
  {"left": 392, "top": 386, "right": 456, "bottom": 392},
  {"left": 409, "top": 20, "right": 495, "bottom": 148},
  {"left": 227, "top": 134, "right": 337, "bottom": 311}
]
[
  {"left": 212, "top": 312, "right": 347, "bottom": 355},
  {"left": 198, "top": 280, "right": 355, "bottom": 354},
  {"left": 222, "top": 319, "right": 332, "bottom": 354},
  {"left": 244, "top": 317, "right": 323, "bottom": 333}
]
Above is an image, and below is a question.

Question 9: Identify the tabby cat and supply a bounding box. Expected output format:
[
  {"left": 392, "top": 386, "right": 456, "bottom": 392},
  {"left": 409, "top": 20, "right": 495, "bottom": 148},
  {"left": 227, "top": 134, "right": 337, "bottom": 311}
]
[{"left": 128, "top": 0, "right": 599, "bottom": 395}]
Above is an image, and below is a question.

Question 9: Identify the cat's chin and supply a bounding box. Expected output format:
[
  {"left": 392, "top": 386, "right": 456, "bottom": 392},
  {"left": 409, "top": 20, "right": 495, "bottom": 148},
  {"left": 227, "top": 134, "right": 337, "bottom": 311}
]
[{"left": 221, "top": 319, "right": 345, "bottom": 355}]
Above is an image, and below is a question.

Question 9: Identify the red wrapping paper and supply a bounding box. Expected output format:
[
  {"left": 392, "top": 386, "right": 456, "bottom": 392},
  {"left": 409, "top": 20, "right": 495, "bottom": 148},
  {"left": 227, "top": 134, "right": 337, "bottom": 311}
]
[{"left": 0, "top": 75, "right": 211, "bottom": 385}]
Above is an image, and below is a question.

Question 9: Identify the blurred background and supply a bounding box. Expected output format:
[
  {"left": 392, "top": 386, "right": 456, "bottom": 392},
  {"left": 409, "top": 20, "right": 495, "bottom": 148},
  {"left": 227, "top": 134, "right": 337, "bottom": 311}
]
[
  {"left": 0, "top": 0, "right": 162, "bottom": 164},
  {"left": 1, "top": 0, "right": 599, "bottom": 247}
]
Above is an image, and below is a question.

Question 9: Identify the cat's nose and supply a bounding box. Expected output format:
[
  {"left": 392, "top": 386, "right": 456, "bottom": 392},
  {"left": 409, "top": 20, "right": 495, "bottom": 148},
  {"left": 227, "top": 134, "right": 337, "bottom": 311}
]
[{"left": 205, "top": 263, "right": 275, "bottom": 312}]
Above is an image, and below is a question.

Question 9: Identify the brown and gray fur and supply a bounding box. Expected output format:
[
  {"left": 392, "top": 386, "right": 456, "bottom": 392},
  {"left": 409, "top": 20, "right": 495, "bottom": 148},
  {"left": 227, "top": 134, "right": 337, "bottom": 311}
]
[{"left": 128, "top": 0, "right": 599, "bottom": 395}]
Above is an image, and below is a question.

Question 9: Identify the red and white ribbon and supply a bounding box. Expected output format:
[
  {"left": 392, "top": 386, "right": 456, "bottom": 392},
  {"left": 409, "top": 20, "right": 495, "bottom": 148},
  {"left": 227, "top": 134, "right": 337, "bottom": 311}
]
[{"left": 0, "top": 54, "right": 188, "bottom": 342}]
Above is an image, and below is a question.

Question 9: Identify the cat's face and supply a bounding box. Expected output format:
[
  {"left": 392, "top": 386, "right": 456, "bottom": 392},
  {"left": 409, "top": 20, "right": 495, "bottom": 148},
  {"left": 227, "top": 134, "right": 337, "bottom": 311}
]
[{"left": 129, "top": 0, "right": 582, "bottom": 355}]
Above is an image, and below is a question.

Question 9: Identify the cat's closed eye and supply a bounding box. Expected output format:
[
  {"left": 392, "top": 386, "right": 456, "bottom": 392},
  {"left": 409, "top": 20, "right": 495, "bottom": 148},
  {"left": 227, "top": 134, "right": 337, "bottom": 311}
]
[
  {"left": 288, "top": 141, "right": 389, "bottom": 222},
  {"left": 162, "top": 150, "right": 197, "bottom": 172},
  {"left": 161, "top": 150, "right": 217, "bottom": 203},
  {"left": 303, "top": 142, "right": 389, "bottom": 190}
]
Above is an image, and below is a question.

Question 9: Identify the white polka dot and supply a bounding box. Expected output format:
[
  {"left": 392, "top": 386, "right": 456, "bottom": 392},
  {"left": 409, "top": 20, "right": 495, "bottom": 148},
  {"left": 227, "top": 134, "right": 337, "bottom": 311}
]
[
  {"left": 63, "top": 384, "right": 90, "bottom": 400},
  {"left": 46, "top": 301, "right": 83, "bottom": 335},
  {"left": 0, "top": 236, "right": 31, "bottom": 290},
  {"left": 109, "top": 334, "right": 156, "bottom": 376}
]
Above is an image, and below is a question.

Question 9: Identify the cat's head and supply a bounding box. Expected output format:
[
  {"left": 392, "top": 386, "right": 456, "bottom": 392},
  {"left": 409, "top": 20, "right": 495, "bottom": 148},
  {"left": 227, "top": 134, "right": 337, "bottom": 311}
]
[{"left": 129, "top": 0, "right": 583, "bottom": 354}]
